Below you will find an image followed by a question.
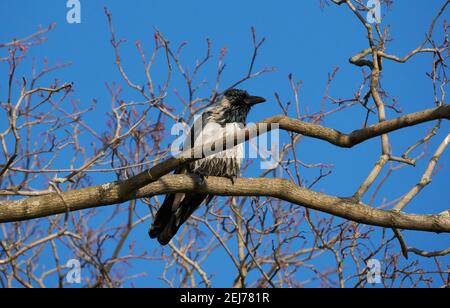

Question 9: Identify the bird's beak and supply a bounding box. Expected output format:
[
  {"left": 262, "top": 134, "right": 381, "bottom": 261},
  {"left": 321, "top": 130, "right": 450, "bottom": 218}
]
[{"left": 245, "top": 95, "right": 266, "bottom": 105}]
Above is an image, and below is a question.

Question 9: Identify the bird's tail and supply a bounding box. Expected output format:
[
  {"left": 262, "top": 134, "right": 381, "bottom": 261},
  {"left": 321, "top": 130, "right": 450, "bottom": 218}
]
[{"left": 149, "top": 193, "right": 208, "bottom": 245}]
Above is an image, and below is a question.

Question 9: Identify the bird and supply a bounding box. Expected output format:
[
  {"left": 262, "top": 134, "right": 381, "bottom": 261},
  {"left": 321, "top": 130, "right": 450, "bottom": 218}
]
[{"left": 149, "top": 89, "right": 266, "bottom": 245}]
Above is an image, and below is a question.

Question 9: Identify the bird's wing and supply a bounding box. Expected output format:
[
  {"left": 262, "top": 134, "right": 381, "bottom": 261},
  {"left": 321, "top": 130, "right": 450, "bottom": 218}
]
[
  {"left": 148, "top": 165, "right": 189, "bottom": 241},
  {"left": 149, "top": 114, "right": 210, "bottom": 245},
  {"left": 149, "top": 163, "right": 208, "bottom": 245},
  {"left": 152, "top": 192, "right": 207, "bottom": 245}
]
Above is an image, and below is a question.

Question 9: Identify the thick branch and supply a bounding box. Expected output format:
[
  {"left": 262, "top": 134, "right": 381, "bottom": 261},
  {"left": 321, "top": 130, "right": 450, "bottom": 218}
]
[
  {"left": 0, "top": 175, "right": 449, "bottom": 233},
  {"left": 0, "top": 105, "right": 448, "bottom": 232},
  {"left": 120, "top": 105, "right": 450, "bottom": 195},
  {"left": 265, "top": 104, "right": 450, "bottom": 148}
]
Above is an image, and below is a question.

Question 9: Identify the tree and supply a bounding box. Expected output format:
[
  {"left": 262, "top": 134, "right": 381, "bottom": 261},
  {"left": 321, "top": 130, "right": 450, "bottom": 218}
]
[{"left": 0, "top": 1, "right": 449, "bottom": 288}]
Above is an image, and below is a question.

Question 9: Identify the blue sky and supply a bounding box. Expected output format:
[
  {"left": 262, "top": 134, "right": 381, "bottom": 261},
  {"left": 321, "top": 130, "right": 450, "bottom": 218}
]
[{"left": 0, "top": 0, "right": 449, "bottom": 287}]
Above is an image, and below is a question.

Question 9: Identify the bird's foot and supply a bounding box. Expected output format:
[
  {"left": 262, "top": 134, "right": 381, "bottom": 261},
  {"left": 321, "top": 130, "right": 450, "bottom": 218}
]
[
  {"left": 225, "top": 175, "right": 237, "bottom": 185},
  {"left": 196, "top": 173, "right": 208, "bottom": 185}
]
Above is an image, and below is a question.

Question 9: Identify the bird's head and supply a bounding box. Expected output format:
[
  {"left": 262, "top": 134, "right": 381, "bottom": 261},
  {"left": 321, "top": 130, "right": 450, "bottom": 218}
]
[
  {"left": 223, "top": 89, "right": 266, "bottom": 107},
  {"left": 208, "top": 89, "right": 266, "bottom": 124}
]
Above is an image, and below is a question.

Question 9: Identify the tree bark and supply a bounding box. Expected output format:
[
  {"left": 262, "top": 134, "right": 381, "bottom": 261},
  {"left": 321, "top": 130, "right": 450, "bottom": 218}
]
[
  {"left": 1, "top": 106, "right": 449, "bottom": 233},
  {"left": 1, "top": 175, "right": 449, "bottom": 233}
]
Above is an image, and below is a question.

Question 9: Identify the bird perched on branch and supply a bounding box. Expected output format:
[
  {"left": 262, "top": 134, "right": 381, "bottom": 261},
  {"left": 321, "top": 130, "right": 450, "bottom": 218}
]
[{"left": 149, "top": 89, "right": 266, "bottom": 245}]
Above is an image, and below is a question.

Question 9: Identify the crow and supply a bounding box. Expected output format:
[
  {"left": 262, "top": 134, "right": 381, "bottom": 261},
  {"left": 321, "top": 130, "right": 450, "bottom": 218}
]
[{"left": 149, "top": 89, "right": 266, "bottom": 245}]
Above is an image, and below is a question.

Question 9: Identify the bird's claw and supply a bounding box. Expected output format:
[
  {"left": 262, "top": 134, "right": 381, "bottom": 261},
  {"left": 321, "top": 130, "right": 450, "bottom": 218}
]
[
  {"left": 197, "top": 173, "right": 208, "bottom": 185},
  {"left": 226, "top": 175, "right": 237, "bottom": 185}
]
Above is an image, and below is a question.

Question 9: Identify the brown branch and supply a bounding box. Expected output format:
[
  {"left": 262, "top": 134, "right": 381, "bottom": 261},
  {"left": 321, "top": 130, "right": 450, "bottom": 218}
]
[
  {"left": 120, "top": 104, "right": 450, "bottom": 195},
  {"left": 379, "top": 0, "right": 450, "bottom": 63},
  {"left": 1, "top": 175, "right": 449, "bottom": 234},
  {"left": 0, "top": 23, "right": 56, "bottom": 48},
  {"left": 0, "top": 105, "right": 447, "bottom": 227},
  {"left": 408, "top": 247, "right": 450, "bottom": 258},
  {"left": 394, "top": 133, "right": 450, "bottom": 211},
  {"left": 265, "top": 105, "right": 450, "bottom": 148}
]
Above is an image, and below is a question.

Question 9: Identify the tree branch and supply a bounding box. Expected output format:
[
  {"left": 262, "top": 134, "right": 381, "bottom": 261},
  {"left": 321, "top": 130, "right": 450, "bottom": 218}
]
[
  {"left": 265, "top": 104, "right": 450, "bottom": 148},
  {"left": 120, "top": 104, "right": 450, "bottom": 194},
  {"left": 1, "top": 175, "right": 449, "bottom": 234},
  {"left": 0, "top": 105, "right": 448, "bottom": 234}
]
